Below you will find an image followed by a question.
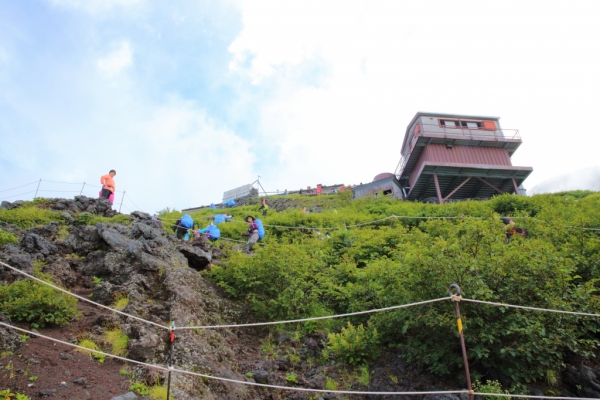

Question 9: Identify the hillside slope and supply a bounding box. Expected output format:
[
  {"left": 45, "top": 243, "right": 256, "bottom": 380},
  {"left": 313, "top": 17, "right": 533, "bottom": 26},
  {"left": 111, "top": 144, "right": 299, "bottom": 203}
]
[{"left": 1, "top": 192, "right": 600, "bottom": 399}]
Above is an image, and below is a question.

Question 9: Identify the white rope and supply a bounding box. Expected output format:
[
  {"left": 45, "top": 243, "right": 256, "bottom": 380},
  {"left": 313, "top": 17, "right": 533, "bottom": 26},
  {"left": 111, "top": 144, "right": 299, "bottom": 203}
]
[
  {"left": 0, "top": 190, "right": 36, "bottom": 201},
  {"left": 0, "top": 260, "right": 168, "bottom": 330},
  {"left": 462, "top": 298, "right": 600, "bottom": 318},
  {"left": 0, "top": 320, "right": 469, "bottom": 397},
  {"left": 177, "top": 297, "right": 448, "bottom": 330},
  {"left": 125, "top": 193, "right": 143, "bottom": 212},
  {"left": 0, "top": 181, "right": 39, "bottom": 193},
  {"left": 474, "top": 393, "right": 599, "bottom": 400}
]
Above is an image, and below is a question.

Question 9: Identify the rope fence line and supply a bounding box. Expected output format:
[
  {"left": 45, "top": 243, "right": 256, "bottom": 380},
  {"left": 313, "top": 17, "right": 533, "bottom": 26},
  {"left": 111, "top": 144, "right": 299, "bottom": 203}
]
[
  {"left": 0, "top": 180, "right": 39, "bottom": 193},
  {"left": 461, "top": 298, "right": 600, "bottom": 318},
  {"left": 1, "top": 321, "right": 599, "bottom": 400},
  {"left": 178, "top": 298, "right": 449, "bottom": 330},
  {"left": 3, "top": 253, "right": 598, "bottom": 332},
  {"left": 0, "top": 321, "right": 464, "bottom": 397},
  {"left": 0, "top": 190, "right": 36, "bottom": 201},
  {"left": 0, "top": 260, "right": 168, "bottom": 330}
]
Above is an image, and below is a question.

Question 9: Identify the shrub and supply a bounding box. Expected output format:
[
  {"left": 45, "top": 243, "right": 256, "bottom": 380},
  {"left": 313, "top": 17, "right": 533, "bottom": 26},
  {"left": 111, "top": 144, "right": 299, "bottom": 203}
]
[
  {"left": 0, "top": 206, "right": 64, "bottom": 228},
  {"left": 0, "top": 229, "right": 18, "bottom": 246},
  {"left": 74, "top": 213, "right": 131, "bottom": 226},
  {"left": 328, "top": 322, "right": 379, "bottom": 366},
  {"left": 104, "top": 328, "right": 129, "bottom": 356},
  {"left": 0, "top": 277, "right": 80, "bottom": 328}
]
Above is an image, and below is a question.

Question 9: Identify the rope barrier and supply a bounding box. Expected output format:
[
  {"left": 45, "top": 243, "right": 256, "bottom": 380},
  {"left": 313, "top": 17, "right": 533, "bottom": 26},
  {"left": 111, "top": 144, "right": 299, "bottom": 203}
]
[
  {"left": 0, "top": 320, "right": 470, "bottom": 397},
  {"left": 125, "top": 193, "right": 143, "bottom": 212},
  {"left": 0, "top": 181, "right": 39, "bottom": 193},
  {"left": 0, "top": 260, "right": 168, "bottom": 330},
  {"left": 2, "top": 320, "right": 600, "bottom": 399},
  {"left": 461, "top": 298, "right": 600, "bottom": 318},
  {"left": 178, "top": 297, "right": 448, "bottom": 330},
  {"left": 0, "top": 190, "right": 36, "bottom": 201}
]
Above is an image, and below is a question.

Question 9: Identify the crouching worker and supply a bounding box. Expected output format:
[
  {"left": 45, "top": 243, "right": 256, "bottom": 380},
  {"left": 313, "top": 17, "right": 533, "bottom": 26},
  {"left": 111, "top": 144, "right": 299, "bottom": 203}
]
[
  {"left": 241, "top": 215, "right": 265, "bottom": 252},
  {"left": 500, "top": 216, "right": 526, "bottom": 243},
  {"left": 172, "top": 214, "right": 194, "bottom": 241},
  {"left": 196, "top": 221, "right": 220, "bottom": 242},
  {"left": 214, "top": 213, "right": 233, "bottom": 224}
]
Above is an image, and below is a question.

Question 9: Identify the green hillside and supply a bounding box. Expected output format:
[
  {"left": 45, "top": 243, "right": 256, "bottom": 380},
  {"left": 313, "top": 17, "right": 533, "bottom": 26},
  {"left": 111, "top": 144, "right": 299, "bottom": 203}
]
[{"left": 161, "top": 190, "right": 600, "bottom": 384}]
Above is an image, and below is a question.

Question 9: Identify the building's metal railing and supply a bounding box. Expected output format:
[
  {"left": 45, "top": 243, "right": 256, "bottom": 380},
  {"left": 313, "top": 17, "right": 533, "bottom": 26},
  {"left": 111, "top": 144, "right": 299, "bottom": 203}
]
[{"left": 396, "top": 124, "right": 521, "bottom": 179}]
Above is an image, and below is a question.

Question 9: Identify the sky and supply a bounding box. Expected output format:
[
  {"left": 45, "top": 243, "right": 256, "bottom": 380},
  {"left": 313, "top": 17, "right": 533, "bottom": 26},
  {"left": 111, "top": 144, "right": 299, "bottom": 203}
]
[{"left": 1, "top": 0, "right": 600, "bottom": 213}]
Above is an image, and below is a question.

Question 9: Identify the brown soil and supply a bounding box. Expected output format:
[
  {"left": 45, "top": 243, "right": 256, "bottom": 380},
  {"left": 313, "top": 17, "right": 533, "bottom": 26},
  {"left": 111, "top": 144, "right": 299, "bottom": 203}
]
[{"left": 0, "top": 298, "right": 131, "bottom": 400}]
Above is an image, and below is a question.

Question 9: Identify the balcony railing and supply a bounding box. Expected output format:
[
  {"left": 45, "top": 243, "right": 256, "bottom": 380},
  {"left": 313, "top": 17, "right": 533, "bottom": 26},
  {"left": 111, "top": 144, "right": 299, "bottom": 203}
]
[{"left": 396, "top": 124, "right": 521, "bottom": 179}]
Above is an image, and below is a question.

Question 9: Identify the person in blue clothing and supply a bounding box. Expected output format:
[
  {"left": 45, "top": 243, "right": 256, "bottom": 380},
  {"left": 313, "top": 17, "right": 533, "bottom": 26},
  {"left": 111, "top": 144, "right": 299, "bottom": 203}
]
[
  {"left": 196, "top": 221, "right": 220, "bottom": 242},
  {"left": 214, "top": 213, "right": 233, "bottom": 224},
  {"left": 172, "top": 214, "right": 194, "bottom": 241},
  {"left": 224, "top": 199, "right": 235, "bottom": 207}
]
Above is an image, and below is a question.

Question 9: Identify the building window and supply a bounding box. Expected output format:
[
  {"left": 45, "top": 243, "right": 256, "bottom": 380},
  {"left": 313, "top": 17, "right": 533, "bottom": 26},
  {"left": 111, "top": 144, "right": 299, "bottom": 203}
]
[{"left": 440, "top": 120, "right": 484, "bottom": 129}]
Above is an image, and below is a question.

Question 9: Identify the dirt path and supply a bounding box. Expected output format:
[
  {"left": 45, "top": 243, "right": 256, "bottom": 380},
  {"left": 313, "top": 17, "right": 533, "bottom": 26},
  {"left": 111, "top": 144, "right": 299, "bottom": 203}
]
[{"left": 1, "top": 298, "right": 132, "bottom": 400}]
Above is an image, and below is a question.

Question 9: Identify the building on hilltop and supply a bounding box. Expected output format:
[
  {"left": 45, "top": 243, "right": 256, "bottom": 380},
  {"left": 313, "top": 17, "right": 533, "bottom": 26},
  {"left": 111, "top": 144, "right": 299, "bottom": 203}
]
[
  {"left": 394, "top": 112, "right": 533, "bottom": 203},
  {"left": 352, "top": 173, "right": 403, "bottom": 199}
]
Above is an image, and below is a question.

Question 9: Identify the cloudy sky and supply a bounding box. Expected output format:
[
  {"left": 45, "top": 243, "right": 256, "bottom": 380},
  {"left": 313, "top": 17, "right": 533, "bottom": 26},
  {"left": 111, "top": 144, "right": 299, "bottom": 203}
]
[{"left": 1, "top": 1, "right": 599, "bottom": 213}]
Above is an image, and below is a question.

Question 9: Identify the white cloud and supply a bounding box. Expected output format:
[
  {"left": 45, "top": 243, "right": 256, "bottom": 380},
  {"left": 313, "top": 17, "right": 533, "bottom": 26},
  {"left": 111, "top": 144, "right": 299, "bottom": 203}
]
[
  {"left": 97, "top": 41, "right": 133, "bottom": 77},
  {"left": 229, "top": 0, "right": 600, "bottom": 192}
]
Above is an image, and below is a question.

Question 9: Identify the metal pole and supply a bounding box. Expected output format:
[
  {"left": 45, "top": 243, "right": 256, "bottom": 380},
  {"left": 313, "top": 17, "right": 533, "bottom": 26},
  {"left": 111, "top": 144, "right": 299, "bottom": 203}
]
[
  {"left": 449, "top": 284, "right": 474, "bottom": 400},
  {"left": 119, "top": 191, "right": 125, "bottom": 213},
  {"left": 80, "top": 182, "right": 85, "bottom": 196},
  {"left": 34, "top": 179, "right": 41, "bottom": 199},
  {"left": 166, "top": 321, "right": 175, "bottom": 400}
]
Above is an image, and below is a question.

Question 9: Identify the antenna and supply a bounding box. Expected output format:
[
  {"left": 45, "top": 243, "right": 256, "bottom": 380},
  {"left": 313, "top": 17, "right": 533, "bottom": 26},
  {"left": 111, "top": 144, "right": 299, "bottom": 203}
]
[{"left": 251, "top": 175, "right": 268, "bottom": 197}]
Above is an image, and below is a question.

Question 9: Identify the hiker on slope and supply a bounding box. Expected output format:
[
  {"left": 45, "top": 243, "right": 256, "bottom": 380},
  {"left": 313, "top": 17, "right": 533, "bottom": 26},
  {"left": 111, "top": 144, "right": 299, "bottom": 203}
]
[
  {"left": 214, "top": 213, "right": 233, "bottom": 224},
  {"left": 242, "top": 215, "right": 260, "bottom": 252},
  {"left": 173, "top": 214, "right": 194, "bottom": 241},
  {"left": 100, "top": 170, "right": 116, "bottom": 201},
  {"left": 196, "top": 220, "right": 220, "bottom": 242}
]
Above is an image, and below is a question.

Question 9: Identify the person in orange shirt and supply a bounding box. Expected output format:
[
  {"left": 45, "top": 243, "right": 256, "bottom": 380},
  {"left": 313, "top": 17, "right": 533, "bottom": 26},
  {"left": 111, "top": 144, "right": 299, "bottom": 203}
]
[{"left": 100, "top": 170, "right": 116, "bottom": 200}]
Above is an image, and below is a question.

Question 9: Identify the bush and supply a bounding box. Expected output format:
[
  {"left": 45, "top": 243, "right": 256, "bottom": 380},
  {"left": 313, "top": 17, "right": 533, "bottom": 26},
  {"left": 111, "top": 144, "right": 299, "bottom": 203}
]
[
  {"left": 0, "top": 276, "right": 80, "bottom": 328},
  {"left": 0, "top": 206, "right": 64, "bottom": 228},
  {"left": 328, "top": 322, "right": 379, "bottom": 365},
  {"left": 204, "top": 191, "right": 600, "bottom": 384},
  {"left": 0, "top": 229, "right": 18, "bottom": 246},
  {"left": 104, "top": 328, "right": 129, "bottom": 356}
]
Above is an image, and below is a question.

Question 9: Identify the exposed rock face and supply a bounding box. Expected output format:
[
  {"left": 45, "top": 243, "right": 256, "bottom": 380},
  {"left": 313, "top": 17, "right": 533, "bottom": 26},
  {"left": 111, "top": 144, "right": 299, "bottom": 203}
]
[
  {"left": 0, "top": 312, "right": 22, "bottom": 353},
  {"left": 0, "top": 197, "right": 253, "bottom": 399}
]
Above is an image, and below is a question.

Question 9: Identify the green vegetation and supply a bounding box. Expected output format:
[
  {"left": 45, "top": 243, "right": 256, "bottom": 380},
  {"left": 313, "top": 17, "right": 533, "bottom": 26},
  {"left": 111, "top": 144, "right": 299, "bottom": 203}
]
[
  {"left": 73, "top": 212, "right": 131, "bottom": 226},
  {"left": 129, "top": 381, "right": 167, "bottom": 400},
  {"left": 0, "top": 229, "right": 18, "bottom": 246},
  {"left": 111, "top": 294, "right": 129, "bottom": 311},
  {"left": 103, "top": 328, "right": 129, "bottom": 357},
  {"left": 0, "top": 205, "right": 64, "bottom": 228},
  {"left": 0, "top": 269, "right": 80, "bottom": 328},
  {"left": 0, "top": 389, "right": 29, "bottom": 400},
  {"left": 328, "top": 322, "right": 379, "bottom": 366},
  {"left": 205, "top": 191, "right": 600, "bottom": 384},
  {"left": 77, "top": 339, "right": 105, "bottom": 363},
  {"left": 473, "top": 379, "right": 509, "bottom": 400}
]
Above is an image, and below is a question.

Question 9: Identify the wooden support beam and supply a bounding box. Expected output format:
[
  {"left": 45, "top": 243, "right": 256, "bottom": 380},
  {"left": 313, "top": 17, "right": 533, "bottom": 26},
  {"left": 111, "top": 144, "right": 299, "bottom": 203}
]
[
  {"left": 443, "top": 176, "right": 460, "bottom": 197},
  {"left": 476, "top": 177, "right": 504, "bottom": 194},
  {"left": 512, "top": 178, "right": 520, "bottom": 194},
  {"left": 434, "top": 174, "right": 443, "bottom": 204},
  {"left": 443, "top": 177, "right": 472, "bottom": 202}
]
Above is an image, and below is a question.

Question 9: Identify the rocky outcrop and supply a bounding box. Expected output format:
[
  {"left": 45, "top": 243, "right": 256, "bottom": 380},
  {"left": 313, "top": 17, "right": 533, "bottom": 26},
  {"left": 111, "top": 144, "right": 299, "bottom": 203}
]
[{"left": 0, "top": 312, "right": 22, "bottom": 353}]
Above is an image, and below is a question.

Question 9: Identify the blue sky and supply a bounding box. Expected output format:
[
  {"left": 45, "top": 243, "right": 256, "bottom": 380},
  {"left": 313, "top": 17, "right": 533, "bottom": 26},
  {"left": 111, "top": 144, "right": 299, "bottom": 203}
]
[{"left": 1, "top": 0, "right": 600, "bottom": 213}]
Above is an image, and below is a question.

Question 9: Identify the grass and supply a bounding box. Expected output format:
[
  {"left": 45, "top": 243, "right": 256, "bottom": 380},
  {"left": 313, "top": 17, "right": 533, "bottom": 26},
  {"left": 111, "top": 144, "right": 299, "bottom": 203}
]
[
  {"left": 111, "top": 294, "right": 129, "bottom": 311},
  {"left": 103, "top": 328, "right": 129, "bottom": 357},
  {"left": 77, "top": 339, "right": 105, "bottom": 363},
  {"left": 356, "top": 365, "right": 371, "bottom": 386}
]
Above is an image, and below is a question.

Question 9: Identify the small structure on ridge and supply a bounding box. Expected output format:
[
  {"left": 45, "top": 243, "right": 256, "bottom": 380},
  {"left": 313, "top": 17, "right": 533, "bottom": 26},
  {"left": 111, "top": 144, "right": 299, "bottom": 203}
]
[{"left": 394, "top": 112, "right": 533, "bottom": 203}]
